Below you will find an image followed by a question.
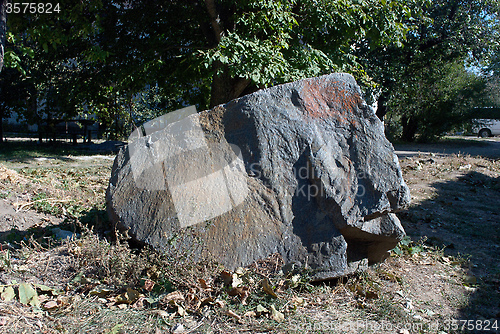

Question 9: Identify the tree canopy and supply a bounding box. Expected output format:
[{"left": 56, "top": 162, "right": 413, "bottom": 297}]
[
  {"left": 360, "top": 0, "right": 500, "bottom": 141},
  {"left": 1, "top": 0, "right": 499, "bottom": 142}
]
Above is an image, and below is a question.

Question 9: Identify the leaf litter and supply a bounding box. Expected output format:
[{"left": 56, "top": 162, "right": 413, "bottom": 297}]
[{"left": 0, "top": 149, "right": 498, "bottom": 332}]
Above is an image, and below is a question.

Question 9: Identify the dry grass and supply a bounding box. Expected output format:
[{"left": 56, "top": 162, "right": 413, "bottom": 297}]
[{"left": 0, "top": 143, "right": 498, "bottom": 333}]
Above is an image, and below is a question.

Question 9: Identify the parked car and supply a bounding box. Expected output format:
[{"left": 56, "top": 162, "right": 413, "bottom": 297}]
[{"left": 473, "top": 119, "right": 500, "bottom": 137}]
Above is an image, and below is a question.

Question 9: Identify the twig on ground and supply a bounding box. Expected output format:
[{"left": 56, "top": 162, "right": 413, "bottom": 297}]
[{"left": 16, "top": 198, "right": 72, "bottom": 212}]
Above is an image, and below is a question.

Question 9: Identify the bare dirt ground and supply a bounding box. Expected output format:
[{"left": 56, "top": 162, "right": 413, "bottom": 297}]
[{"left": 0, "top": 137, "right": 498, "bottom": 333}]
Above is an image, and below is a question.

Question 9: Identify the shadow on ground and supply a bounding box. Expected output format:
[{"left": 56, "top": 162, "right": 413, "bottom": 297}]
[
  {"left": 400, "top": 170, "right": 500, "bottom": 323},
  {"left": 0, "top": 140, "right": 124, "bottom": 164},
  {"left": 0, "top": 205, "right": 112, "bottom": 249},
  {"left": 394, "top": 137, "right": 500, "bottom": 159}
]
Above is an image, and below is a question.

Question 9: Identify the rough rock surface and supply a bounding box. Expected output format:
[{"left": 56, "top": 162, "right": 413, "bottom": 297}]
[{"left": 106, "top": 73, "right": 410, "bottom": 280}]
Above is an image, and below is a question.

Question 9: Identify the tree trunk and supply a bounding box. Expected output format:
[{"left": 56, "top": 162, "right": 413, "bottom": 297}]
[
  {"left": 0, "top": 0, "right": 6, "bottom": 73},
  {"left": 0, "top": 105, "right": 4, "bottom": 143},
  {"left": 209, "top": 62, "right": 251, "bottom": 107},
  {"left": 401, "top": 114, "right": 418, "bottom": 142},
  {"left": 203, "top": 0, "right": 251, "bottom": 108},
  {"left": 376, "top": 92, "right": 389, "bottom": 121},
  {"left": 0, "top": 0, "right": 6, "bottom": 142}
]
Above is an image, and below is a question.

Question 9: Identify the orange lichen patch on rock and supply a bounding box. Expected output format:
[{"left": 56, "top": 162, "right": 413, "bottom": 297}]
[
  {"left": 198, "top": 105, "right": 226, "bottom": 136},
  {"left": 299, "top": 79, "right": 362, "bottom": 126}
]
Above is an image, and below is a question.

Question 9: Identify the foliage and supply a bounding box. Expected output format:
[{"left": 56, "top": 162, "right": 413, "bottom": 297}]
[
  {"left": 201, "top": 0, "right": 421, "bottom": 106},
  {"left": 1, "top": 0, "right": 423, "bottom": 140},
  {"left": 360, "top": 0, "right": 500, "bottom": 141},
  {"left": 0, "top": 0, "right": 6, "bottom": 73},
  {"left": 0, "top": 0, "right": 107, "bottom": 141},
  {"left": 2, "top": 0, "right": 499, "bottom": 141},
  {"left": 391, "top": 236, "right": 424, "bottom": 256},
  {"left": 129, "top": 86, "right": 174, "bottom": 128},
  {"left": 387, "top": 60, "right": 487, "bottom": 142}
]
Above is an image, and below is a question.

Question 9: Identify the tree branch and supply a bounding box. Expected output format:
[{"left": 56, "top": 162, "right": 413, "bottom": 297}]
[
  {"left": 230, "top": 77, "right": 251, "bottom": 100},
  {"left": 0, "top": 0, "right": 7, "bottom": 72},
  {"left": 204, "top": 0, "right": 223, "bottom": 43}
]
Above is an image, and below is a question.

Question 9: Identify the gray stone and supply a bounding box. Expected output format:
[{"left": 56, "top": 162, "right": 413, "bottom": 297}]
[{"left": 106, "top": 73, "right": 410, "bottom": 280}]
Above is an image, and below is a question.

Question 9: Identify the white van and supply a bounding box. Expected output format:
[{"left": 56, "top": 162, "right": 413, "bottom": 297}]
[{"left": 473, "top": 119, "right": 500, "bottom": 137}]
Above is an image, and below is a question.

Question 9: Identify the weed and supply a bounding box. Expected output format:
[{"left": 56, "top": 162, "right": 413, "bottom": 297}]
[
  {"left": 0, "top": 249, "right": 12, "bottom": 270},
  {"left": 70, "top": 229, "right": 148, "bottom": 287},
  {"left": 391, "top": 236, "right": 426, "bottom": 256}
]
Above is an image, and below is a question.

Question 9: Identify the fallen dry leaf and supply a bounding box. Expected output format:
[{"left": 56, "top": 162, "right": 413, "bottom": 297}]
[
  {"left": 89, "top": 287, "right": 113, "bottom": 298},
  {"left": 243, "top": 311, "right": 256, "bottom": 317},
  {"left": 291, "top": 297, "right": 305, "bottom": 307},
  {"left": 1, "top": 286, "right": 15, "bottom": 302},
  {"left": 115, "top": 288, "right": 141, "bottom": 305},
  {"left": 220, "top": 271, "right": 233, "bottom": 286},
  {"left": 43, "top": 300, "right": 59, "bottom": 310},
  {"left": 162, "top": 291, "right": 185, "bottom": 304},
  {"left": 231, "top": 273, "right": 243, "bottom": 288},
  {"left": 227, "top": 286, "right": 250, "bottom": 304},
  {"left": 19, "top": 282, "right": 40, "bottom": 306},
  {"left": 261, "top": 278, "right": 278, "bottom": 298},
  {"left": 224, "top": 309, "right": 242, "bottom": 321},
  {"left": 235, "top": 267, "right": 246, "bottom": 275},
  {"left": 132, "top": 296, "right": 147, "bottom": 308},
  {"left": 256, "top": 304, "right": 269, "bottom": 316},
  {"left": 0, "top": 166, "right": 22, "bottom": 182},
  {"left": 171, "top": 323, "right": 185, "bottom": 334},
  {"left": 176, "top": 305, "right": 186, "bottom": 317},
  {"left": 270, "top": 305, "right": 284, "bottom": 322},
  {"left": 200, "top": 297, "right": 214, "bottom": 307},
  {"left": 150, "top": 310, "right": 169, "bottom": 318},
  {"left": 35, "top": 284, "right": 60, "bottom": 296},
  {"left": 198, "top": 278, "right": 212, "bottom": 291},
  {"left": 185, "top": 291, "right": 199, "bottom": 308},
  {"left": 214, "top": 299, "right": 226, "bottom": 308},
  {"left": 142, "top": 279, "right": 155, "bottom": 292}
]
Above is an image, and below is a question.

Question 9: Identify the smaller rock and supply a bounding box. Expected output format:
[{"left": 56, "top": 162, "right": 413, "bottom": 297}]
[
  {"left": 171, "top": 323, "right": 185, "bottom": 333},
  {"left": 52, "top": 228, "right": 79, "bottom": 240},
  {"left": 43, "top": 300, "right": 59, "bottom": 310}
]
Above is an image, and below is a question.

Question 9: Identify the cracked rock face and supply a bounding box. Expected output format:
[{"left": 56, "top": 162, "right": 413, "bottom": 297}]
[{"left": 106, "top": 73, "right": 410, "bottom": 280}]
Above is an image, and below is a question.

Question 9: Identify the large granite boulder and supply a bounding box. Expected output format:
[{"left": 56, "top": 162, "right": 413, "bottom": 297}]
[{"left": 106, "top": 73, "right": 410, "bottom": 280}]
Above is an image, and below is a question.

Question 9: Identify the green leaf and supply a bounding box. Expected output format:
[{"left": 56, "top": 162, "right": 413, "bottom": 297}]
[
  {"left": 71, "top": 272, "right": 84, "bottom": 285},
  {"left": 400, "top": 236, "right": 412, "bottom": 246},
  {"left": 19, "top": 282, "right": 40, "bottom": 306},
  {"left": 392, "top": 247, "right": 402, "bottom": 256},
  {"left": 1, "top": 286, "right": 15, "bottom": 302},
  {"left": 256, "top": 304, "right": 269, "bottom": 314},
  {"left": 270, "top": 304, "right": 284, "bottom": 322},
  {"left": 106, "top": 324, "right": 124, "bottom": 334}
]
